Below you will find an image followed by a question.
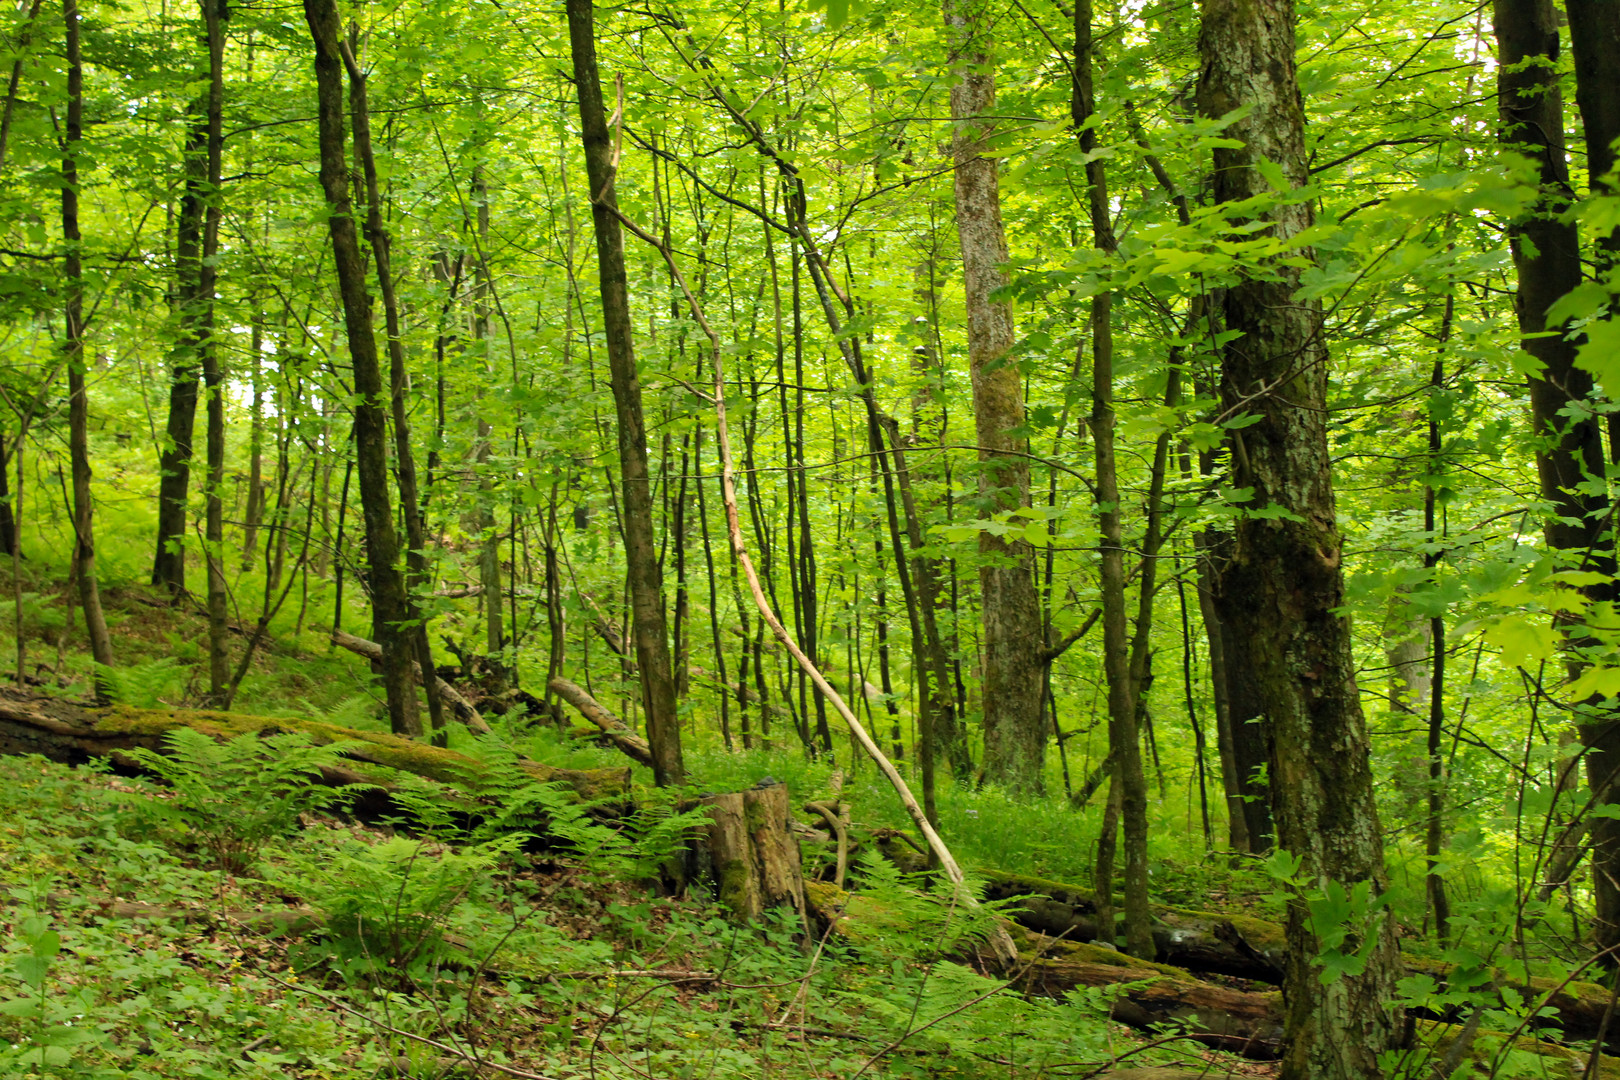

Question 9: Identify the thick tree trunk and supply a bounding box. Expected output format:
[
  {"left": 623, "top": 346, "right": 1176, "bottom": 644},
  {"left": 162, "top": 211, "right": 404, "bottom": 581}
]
[
  {"left": 945, "top": 0, "right": 1044, "bottom": 793},
  {"left": 1197, "top": 1, "right": 1403, "bottom": 1075},
  {"left": 566, "top": 0, "right": 683, "bottom": 786},
  {"left": 303, "top": 0, "right": 420, "bottom": 736},
  {"left": 60, "top": 0, "right": 112, "bottom": 671},
  {"left": 152, "top": 117, "right": 204, "bottom": 597},
  {"left": 1566, "top": 0, "right": 1620, "bottom": 966},
  {"left": 1494, "top": 0, "right": 1620, "bottom": 963}
]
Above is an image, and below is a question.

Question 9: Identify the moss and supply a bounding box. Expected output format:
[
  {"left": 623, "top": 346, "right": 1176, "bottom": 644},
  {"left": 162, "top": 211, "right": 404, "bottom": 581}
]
[
  {"left": 979, "top": 868, "right": 1094, "bottom": 906},
  {"left": 1185, "top": 909, "right": 1287, "bottom": 952},
  {"left": 1414, "top": 1017, "right": 1620, "bottom": 1079},
  {"left": 716, "top": 858, "right": 754, "bottom": 914},
  {"left": 93, "top": 705, "right": 629, "bottom": 800}
]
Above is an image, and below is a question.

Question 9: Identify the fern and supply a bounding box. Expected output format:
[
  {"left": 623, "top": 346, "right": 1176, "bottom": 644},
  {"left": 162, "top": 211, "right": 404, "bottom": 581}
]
[
  {"left": 93, "top": 658, "right": 188, "bottom": 708},
  {"left": 279, "top": 833, "right": 525, "bottom": 974},
  {"left": 124, "top": 727, "right": 368, "bottom": 873}
]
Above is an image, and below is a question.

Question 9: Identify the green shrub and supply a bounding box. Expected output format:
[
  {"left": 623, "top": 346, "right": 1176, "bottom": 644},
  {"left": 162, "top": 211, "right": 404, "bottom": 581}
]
[{"left": 124, "top": 727, "right": 366, "bottom": 873}]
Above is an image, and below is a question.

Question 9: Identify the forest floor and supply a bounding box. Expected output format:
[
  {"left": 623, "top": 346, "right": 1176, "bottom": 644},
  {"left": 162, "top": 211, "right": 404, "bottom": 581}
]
[
  {"left": 0, "top": 583, "right": 1275, "bottom": 1080},
  {"left": 0, "top": 750, "right": 1256, "bottom": 1080},
  {"left": 0, "top": 584, "right": 1609, "bottom": 1080}
]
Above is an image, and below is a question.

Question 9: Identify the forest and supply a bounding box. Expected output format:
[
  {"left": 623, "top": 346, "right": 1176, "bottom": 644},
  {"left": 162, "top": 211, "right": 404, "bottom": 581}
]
[{"left": 0, "top": 0, "right": 1617, "bottom": 1075}]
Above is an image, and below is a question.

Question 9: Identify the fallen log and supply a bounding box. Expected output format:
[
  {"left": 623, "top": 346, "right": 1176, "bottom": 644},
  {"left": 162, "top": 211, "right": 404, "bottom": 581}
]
[
  {"left": 0, "top": 688, "right": 630, "bottom": 811},
  {"left": 330, "top": 630, "right": 492, "bottom": 734},
  {"left": 546, "top": 676, "right": 654, "bottom": 767},
  {"left": 979, "top": 870, "right": 1286, "bottom": 983},
  {"left": 804, "top": 880, "right": 1283, "bottom": 1057},
  {"left": 853, "top": 838, "right": 1620, "bottom": 1055}
]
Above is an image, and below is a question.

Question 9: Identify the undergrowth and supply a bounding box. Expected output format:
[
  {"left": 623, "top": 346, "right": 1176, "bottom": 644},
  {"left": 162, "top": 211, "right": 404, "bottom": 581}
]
[{"left": 0, "top": 746, "right": 1206, "bottom": 1080}]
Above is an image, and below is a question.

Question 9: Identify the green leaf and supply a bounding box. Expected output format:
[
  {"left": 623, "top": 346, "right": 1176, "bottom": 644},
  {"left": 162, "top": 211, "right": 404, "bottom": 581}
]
[
  {"left": 1576, "top": 318, "right": 1620, "bottom": 397},
  {"left": 1254, "top": 156, "right": 1289, "bottom": 192},
  {"left": 1484, "top": 615, "right": 1560, "bottom": 668},
  {"left": 1566, "top": 666, "right": 1620, "bottom": 699}
]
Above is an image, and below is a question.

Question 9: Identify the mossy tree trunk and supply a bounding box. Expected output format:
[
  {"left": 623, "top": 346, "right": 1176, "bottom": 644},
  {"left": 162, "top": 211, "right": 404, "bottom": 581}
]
[{"left": 1197, "top": 0, "right": 1403, "bottom": 1074}]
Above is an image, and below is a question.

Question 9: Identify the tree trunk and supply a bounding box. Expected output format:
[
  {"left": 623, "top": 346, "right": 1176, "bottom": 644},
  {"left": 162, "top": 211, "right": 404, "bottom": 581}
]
[
  {"left": 1494, "top": 0, "right": 1620, "bottom": 963},
  {"left": 198, "top": 0, "right": 228, "bottom": 705},
  {"left": 339, "top": 36, "right": 446, "bottom": 738},
  {"left": 153, "top": 9, "right": 231, "bottom": 601},
  {"left": 60, "top": 0, "right": 112, "bottom": 671},
  {"left": 1197, "top": 0, "right": 1403, "bottom": 1075},
  {"left": 469, "top": 168, "right": 508, "bottom": 696},
  {"left": 565, "top": 0, "right": 683, "bottom": 786},
  {"left": 303, "top": 0, "right": 420, "bottom": 736},
  {"left": 1074, "top": 0, "right": 1151, "bottom": 960},
  {"left": 945, "top": 0, "right": 1044, "bottom": 793}
]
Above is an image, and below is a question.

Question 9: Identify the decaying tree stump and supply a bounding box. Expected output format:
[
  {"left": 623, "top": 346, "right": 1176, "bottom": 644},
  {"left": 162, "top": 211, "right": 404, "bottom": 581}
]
[{"left": 692, "top": 781, "right": 807, "bottom": 931}]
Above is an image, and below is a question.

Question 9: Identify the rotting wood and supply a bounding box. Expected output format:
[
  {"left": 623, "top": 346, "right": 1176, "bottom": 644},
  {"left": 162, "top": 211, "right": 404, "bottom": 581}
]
[
  {"left": 331, "top": 630, "right": 491, "bottom": 733},
  {"left": 696, "top": 782, "right": 808, "bottom": 932},
  {"left": 547, "top": 675, "right": 654, "bottom": 767},
  {"left": 0, "top": 687, "right": 628, "bottom": 809}
]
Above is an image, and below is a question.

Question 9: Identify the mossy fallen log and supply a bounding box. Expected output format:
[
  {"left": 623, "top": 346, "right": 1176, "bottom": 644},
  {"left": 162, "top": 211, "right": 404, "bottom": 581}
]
[
  {"left": 977, "top": 869, "right": 1287, "bottom": 983},
  {"left": 0, "top": 688, "right": 631, "bottom": 809},
  {"left": 803, "top": 879, "right": 1283, "bottom": 1057}
]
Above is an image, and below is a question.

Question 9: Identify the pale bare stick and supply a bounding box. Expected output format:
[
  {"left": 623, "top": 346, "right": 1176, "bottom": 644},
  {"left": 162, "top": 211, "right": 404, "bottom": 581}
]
[{"left": 595, "top": 186, "right": 1018, "bottom": 971}]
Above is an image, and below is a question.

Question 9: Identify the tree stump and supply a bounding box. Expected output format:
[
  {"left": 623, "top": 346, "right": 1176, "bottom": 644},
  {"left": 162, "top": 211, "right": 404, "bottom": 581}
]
[{"left": 695, "top": 781, "right": 807, "bottom": 931}]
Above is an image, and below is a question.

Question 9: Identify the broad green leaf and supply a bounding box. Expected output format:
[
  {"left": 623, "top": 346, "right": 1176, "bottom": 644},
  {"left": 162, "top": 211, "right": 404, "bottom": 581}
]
[{"left": 1484, "top": 615, "right": 1559, "bottom": 668}]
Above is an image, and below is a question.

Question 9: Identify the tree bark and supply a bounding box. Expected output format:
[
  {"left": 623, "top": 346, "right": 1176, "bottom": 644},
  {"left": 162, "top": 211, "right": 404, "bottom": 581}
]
[
  {"left": 945, "top": 0, "right": 1044, "bottom": 793},
  {"left": 330, "top": 630, "right": 490, "bottom": 734},
  {"left": 60, "top": 0, "right": 112, "bottom": 671},
  {"left": 1197, "top": 0, "right": 1403, "bottom": 1075},
  {"left": 303, "top": 0, "right": 420, "bottom": 736},
  {"left": 566, "top": 0, "right": 683, "bottom": 786},
  {"left": 695, "top": 783, "right": 807, "bottom": 930},
  {"left": 548, "top": 675, "right": 654, "bottom": 767}
]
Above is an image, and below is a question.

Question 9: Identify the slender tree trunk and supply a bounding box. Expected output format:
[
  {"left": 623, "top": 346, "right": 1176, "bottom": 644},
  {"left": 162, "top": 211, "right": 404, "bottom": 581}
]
[
  {"left": 0, "top": 433, "right": 15, "bottom": 557},
  {"left": 945, "top": 0, "right": 1044, "bottom": 793},
  {"left": 1194, "top": 530, "right": 1250, "bottom": 853},
  {"left": 469, "top": 168, "right": 508, "bottom": 692},
  {"left": 340, "top": 35, "right": 446, "bottom": 737},
  {"left": 61, "top": 0, "right": 112, "bottom": 670},
  {"left": 304, "top": 0, "right": 420, "bottom": 736},
  {"left": 152, "top": 113, "right": 207, "bottom": 596},
  {"left": 1074, "top": 0, "right": 1151, "bottom": 959},
  {"left": 1425, "top": 305, "right": 1452, "bottom": 943},
  {"left": 566, "top": 0, "right": 683, "bottom": 785},
  {"left": 1494, "top": 0, "right": 1620, "bottom": 963},
  {"left": 1198, "top": 0, "right": 1403, "bottom": 1074},
  {"left": 199, "top": 0, "right": 228, "bottom": 705}
]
